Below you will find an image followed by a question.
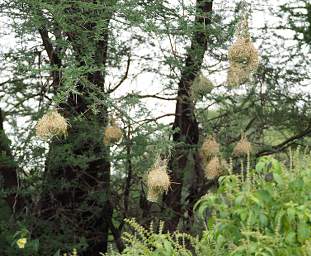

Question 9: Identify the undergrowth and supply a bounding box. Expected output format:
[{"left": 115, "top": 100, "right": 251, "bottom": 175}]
[{"left": 105, "top": 152, "right": 311, "bottom": 256}]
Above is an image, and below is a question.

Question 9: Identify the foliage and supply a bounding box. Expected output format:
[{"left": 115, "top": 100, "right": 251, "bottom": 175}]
[
  {"left": 0, "top": 0, "right": 311, "bottom": 254},
  {"left": 194, "top": 155, "right": 311, "bottom": 256},
  {"left": 105, "top": 219, "right": 195, "bottom": 256},
  {"left": 111, "top": 154, "right": 311, "bottom": 256}
]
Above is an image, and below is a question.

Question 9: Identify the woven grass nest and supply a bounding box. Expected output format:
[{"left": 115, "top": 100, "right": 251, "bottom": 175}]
[
  {"left": 201, "top": 136, "right": 220, "bottom": 158},
  {"left": 146, "top": 158, "right": 171, "bottom": 203},
  {"left": 227, "top": 17, "right": 259, "bottom": 87},
  {"left": 228, "top": 37, "right": 259, "bottom": 71},
  {"left": 204, "top": 156, "right": 226, "bottom": 180},
  {"left": 35, "top": 110, "right": 68, "bottom": 140},
  {"left": 234, "top": 135, "right": 252, "bottom": 156},
  {"left": 103, "top": 118, "right": 123, "bottom": 145},
  {"left": 192, "top": 72, "right": 214, "bottom": 99}
]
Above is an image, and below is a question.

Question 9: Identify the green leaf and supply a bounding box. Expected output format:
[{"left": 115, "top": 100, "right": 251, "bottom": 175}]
[
  {"left": 273, "top": 173, "right": 283, "bottom": 186},
  {"left": 256, "top": 190, "right": 273, "bottom": 205},
  {"left": 287, "top": 207, "right": 296, "bottom": 222},
  {"left": 255, "top": 161, "right": 266, "bottom": 173},
  {"left": 259, "top": 213, "right": 268, "bottom": 226},
  {"left": 297, "top": 221, "right": 310, "bottom": 243},
  {"left": 53, "top": 249, "right": 61, "bottom": 256}
]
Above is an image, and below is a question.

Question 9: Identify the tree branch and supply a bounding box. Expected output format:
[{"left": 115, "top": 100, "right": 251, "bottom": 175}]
[
  {"left": 108, "top": 54, "right": 131, "bottom": 93},
  {"left": 256, "top": 125, "right": 311, "bottom": 157}
]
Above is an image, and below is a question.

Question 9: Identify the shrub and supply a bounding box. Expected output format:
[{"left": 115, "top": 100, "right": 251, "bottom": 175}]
[
  {"left": 110, "top": 155, "right": 311, "bottom": 256},
  {"left": 195, "top": 155, "right": 311, "bottom": 256}
]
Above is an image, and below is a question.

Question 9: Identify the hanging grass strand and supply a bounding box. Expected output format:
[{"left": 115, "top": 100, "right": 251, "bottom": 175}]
[{"left": 35, "top": 110, "right": 68, "bottom": 140}]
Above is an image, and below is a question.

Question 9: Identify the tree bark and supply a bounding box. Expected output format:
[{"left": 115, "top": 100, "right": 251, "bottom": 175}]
[
  {"left": 164, "top": 0, "right": 213, "bottom": 232},
  {"left": 36, "top": 2, "right": 116, "bottom": 255},
  {"left": 0, "top": 109, "right": 20, "bottom": 213}
]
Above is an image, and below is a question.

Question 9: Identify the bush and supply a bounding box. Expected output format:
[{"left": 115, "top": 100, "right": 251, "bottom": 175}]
[{"left": 110, "top": 155, "right": 311, "bottom": 256}]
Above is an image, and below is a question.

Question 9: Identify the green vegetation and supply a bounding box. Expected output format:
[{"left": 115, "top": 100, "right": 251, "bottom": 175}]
[
  {"left": 0, "top": 0, "right": 310, "bottom": 255},
  {"left": 108, "top": 155, "right": 311, "bottom": 256}
]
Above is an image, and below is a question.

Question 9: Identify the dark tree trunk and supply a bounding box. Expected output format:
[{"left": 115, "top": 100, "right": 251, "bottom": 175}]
[
  {"left": 0, "top": 109, "right": 20, "bottom": 213},
  {"left": 164, "top": 0, "right": 213, "bottom": 232},
  {"left": 36, "top": 3, "right": 117, "bottom": 255}
]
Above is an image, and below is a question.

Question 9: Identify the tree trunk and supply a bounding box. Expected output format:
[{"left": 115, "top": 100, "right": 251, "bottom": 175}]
[
  {"left": 164, "top": 0, "right": 213, "bottom": 232},
  {"left": 36, "top": 3, "right": 116, "bottom": 254},
  {"left": 0, "top": 109, "right": 20, "bottom": 213}
]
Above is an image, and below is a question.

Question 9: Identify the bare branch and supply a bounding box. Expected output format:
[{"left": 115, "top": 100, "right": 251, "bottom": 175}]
[
  {"left": 108, "top": 54, "right": 131, "bottom": 93},
  {"left": 256, "top": 125, "right": 311, "bottom": 157}
]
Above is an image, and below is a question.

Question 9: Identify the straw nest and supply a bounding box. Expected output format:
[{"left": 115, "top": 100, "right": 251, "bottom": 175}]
[
  {"left": 201, "top": 136, "right": 220, "bottom": 158},
  {"left": 204, "top": 156, "right": 223, "bottom": 180},
  {"left": 147, "top": 162, "right": 170, "bottom": 192},
  {"left": 103, "top": 118, "right": 122, "bottom": 145},
  {"left": 192, "top": 73, "right": 214, "bottom": 98},
  {"left": 147, "top": 188, "right": 160, "bottom": 203},
  {"left": 227, "top": 62, "right": 252, "bottom": 87},
  {"left": 227, "top": 16, "right": 259, "bottom": 87},
  {"left": 233, "top": 135, "right": 252, "bottom": 156},
  {"left": 146, "top": 158, "right": 171, "bottom": 202},
  {"left": 228, "top": 37, "right": 259, "bottom": 71},
  {"left": 35, "top": 110, "right": 68, "bottom": 140}
]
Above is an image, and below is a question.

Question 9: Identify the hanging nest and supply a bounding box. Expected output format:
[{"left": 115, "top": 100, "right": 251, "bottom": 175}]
[
  {"left": 146, "top": 158, "right": 170, "bottom": 202},
  {"left": 228, "top": 37, "right": 259, "bottom": 72},
  {"left": 227, "top": 62, "right": 252, "bottom": 87},
  {"left": 147, "top": 159, "right": 170, "bottom": 192},
  {"left": 201, "top": 136, "right": 220, "bottom": 158},
  {"left": 147, "top": 188, "right": 161, "bottom": 203},
  {"left": 226, "top": 16, "right": 259, "bottom": 88},
  {"left": 192, "top": 72, "right": 214, "bottom": 99},
  {"left": 103, "top": 118, "right": 122, "bottom": 145},
  {"left": 35, "top": 110, "right": 68, "bottom": 140},
  {"left": 233, "top": 135, "right": 252, "bottom": 156},
  {"left": 204, "top": 156, "right": 223, "bottom": 180}
]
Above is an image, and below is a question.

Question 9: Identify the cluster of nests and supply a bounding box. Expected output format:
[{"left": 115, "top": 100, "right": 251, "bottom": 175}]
[
  {"left": 35, "top": 110, "right": 123, "bottom": 145},
  {"left": 145, "top": 135, "right": 252, "bottom": 203},
  {"left": 35, "top": 111, "right": 252, "bottom": 204},
  {"left": 35, "top": 15, "right": 257, "bottom": 203},
  {"left": 227, "top": 16, "right": 259, "bottom": 87},
  {"left": 200, "top": 135, "right": 252, "bottom": 180},
  {"left": 191, "top": 16, "right": 259, "bottom": 97}
]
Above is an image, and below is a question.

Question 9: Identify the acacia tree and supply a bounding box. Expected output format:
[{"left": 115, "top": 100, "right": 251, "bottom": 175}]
[
  {"left": 0, "top": 0, "right": 208, "bottom": 254},
  {"left": 1, "top": 0, "right": 311, "bottom": 254},
  {"left": 163, "top": 0, "right": 213, "bottom": 232},
  {"left": 0, "top": 108, "right": 19, "bottom": 212}
]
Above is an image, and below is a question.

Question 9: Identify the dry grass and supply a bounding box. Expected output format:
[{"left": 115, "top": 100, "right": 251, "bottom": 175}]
[
  {"left": 146, "top": 158, "right": 170, "bottom": 202},
  {"left": 103, "top": 118, "right": 122, "bottom": 145},
  {"left": 204, "top": 156, "right": 222, "bottom": 180},
  {"left": 234, "top": 135, "right": 252, "bottom": 156},
  {"left": 227, "top": 62, "right": 252, "bottom": 87},
  {"left": 228, "top": 37, "right": 259, "bottom": 72},
  {"left": 147, "top": 188, "right": 161, "bottom": 203},
  {"left": 227, "top": 16, "right": 259, "bottom": 87},
  {"left": 35, "top": 110, "right": 68, "bottom": 140},
  {"left": 201, "top": 136, "right": 220, "bottom": 158}
]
